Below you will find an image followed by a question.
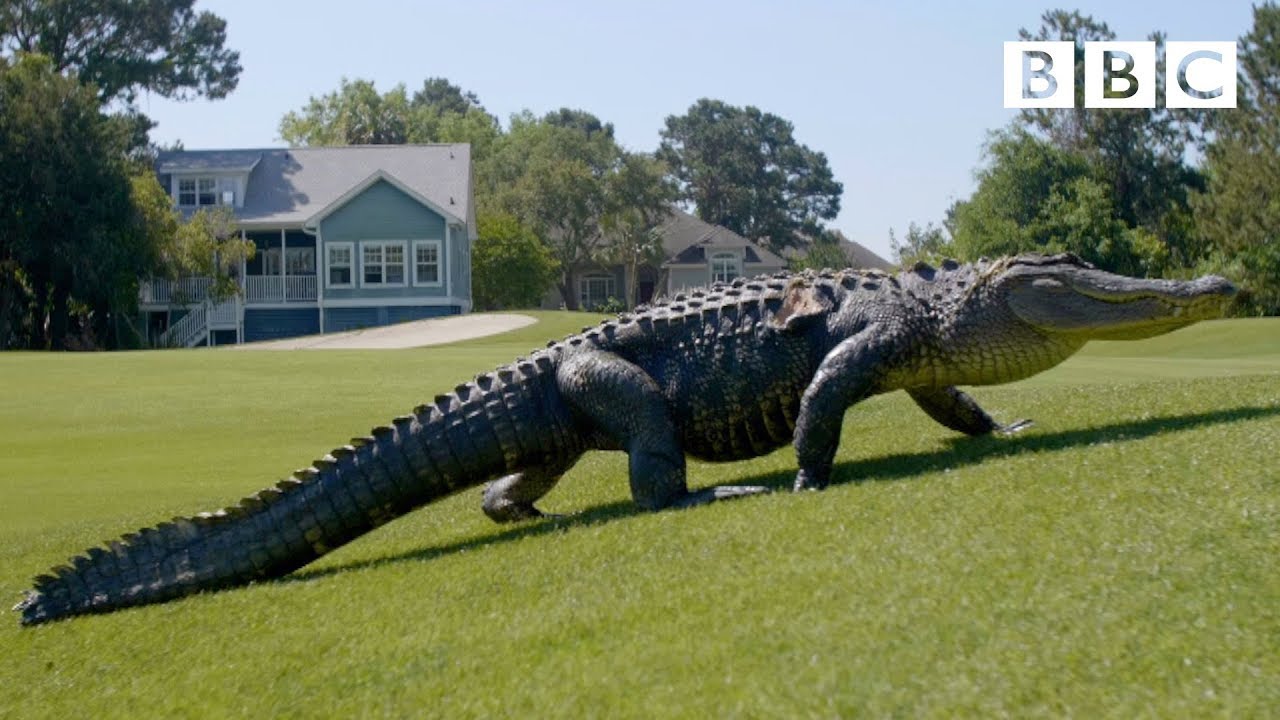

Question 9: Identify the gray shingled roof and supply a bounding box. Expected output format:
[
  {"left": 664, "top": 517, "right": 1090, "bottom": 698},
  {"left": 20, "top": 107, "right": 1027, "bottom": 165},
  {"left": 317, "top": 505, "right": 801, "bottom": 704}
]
[
  {"left": 156, "top": 145, "right": 473, "bottom": 229},
  {"left": 659, "top": 210, "right": 786, "bottom": 267},
  {"left": 156, "top": 149, "right": 262, "bottom": 173},
  {"left": 780, "top": 233, "right": 893, "bottom": 271}
]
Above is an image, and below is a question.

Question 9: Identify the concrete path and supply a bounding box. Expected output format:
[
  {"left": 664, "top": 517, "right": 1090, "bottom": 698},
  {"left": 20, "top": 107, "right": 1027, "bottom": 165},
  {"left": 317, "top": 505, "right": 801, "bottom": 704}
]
[{"left": 232, "top": 313, "right": 538, "bottom": 350}]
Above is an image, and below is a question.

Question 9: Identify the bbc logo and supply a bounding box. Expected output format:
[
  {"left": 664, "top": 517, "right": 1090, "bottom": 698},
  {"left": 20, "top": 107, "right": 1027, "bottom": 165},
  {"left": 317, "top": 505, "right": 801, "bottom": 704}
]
[{"left": 1003, "top": 41, "right": 1237, "bottom": 109}]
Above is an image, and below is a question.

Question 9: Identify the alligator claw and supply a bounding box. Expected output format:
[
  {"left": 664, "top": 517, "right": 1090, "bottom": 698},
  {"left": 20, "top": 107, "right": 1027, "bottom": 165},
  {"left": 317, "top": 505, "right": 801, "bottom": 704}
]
[
  {"left": 998, "top": 419, "right": 1034, "bottom": 435},
  {"left": 673, "top": 485, "right": 771, "bottom": 508}
]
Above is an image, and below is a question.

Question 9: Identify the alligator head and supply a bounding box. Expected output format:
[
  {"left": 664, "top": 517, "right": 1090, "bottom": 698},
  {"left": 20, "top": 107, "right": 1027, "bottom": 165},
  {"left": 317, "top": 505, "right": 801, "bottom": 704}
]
[
  {"left": 939, "top": 253, "right": 1236, "bottom": 386},
  {"left": 993, "top": 253, "right": 1236, "bottom": 341}
]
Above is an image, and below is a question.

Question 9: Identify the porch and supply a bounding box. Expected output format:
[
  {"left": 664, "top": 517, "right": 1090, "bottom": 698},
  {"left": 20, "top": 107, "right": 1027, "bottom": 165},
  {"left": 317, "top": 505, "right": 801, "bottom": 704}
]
[{"left": 138, "top": 275, "right": 319, "bottom": 306}]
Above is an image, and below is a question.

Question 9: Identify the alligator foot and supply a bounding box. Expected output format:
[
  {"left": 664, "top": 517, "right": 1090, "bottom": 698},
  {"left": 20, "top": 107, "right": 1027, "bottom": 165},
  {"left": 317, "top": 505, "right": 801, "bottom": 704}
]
[
  {"left": 792, "top": 468, "right": 830, "bottom": 492},
  {"left": 671, "top": 485, "right": 771, "bottom": 509}
]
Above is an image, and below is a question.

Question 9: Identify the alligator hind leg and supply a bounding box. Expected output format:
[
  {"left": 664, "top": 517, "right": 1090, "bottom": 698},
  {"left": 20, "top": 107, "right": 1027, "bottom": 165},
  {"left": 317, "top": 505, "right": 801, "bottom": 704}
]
[
  {"left": 908, "top": 386, "right": 1032, "bottom": 436},
  {"left": 557, "top": 351, "right": 769, "bottom": 511},
  {"left": 482, "top": 456, "right": 580, "bottom": 523}
]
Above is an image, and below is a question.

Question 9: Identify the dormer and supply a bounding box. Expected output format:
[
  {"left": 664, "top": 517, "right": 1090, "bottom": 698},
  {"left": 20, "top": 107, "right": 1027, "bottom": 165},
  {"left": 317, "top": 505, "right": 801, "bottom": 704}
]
[{"left": 156, "top": 150, "right": 264, "bottom": 211}]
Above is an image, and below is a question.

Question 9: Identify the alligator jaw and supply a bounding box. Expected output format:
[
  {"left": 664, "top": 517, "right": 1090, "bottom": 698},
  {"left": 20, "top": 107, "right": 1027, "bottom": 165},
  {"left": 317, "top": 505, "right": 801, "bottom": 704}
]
[{"left": 1007, "top": 266, "right": 1237, "bottom": 341}]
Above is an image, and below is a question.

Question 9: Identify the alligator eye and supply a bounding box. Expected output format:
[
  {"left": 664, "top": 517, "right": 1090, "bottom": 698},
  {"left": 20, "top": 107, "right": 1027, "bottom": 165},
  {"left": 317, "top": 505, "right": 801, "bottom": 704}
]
[{"left": 1031, "top": 278, "right": 1066, "bottom": 290}]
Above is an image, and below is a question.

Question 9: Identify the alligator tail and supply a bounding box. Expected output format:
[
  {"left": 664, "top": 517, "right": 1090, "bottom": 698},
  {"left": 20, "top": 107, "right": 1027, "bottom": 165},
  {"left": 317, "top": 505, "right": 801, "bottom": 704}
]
[{"left": 16, "top": 355, "right": 567, "bottom": 626}]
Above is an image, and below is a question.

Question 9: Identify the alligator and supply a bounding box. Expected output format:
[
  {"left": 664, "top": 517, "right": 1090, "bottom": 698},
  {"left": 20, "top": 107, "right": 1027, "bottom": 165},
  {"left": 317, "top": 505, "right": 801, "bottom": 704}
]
[{"left": 15, "top": 253, "right": 1235, "bottom": 625}]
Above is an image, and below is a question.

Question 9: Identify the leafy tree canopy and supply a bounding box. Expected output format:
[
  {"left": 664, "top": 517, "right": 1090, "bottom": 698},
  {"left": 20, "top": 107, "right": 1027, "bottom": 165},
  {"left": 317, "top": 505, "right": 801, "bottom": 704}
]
[
  {"left": 0, "top": 54, "right": 149, "bottom": 348},
  {"left": 0, "top": 0, "right": 241, "bottom": 104},
  {"left": 278, "top": 76, "right": 500, "bottom": 159},
  {"left": 658, "top": 98, "right": 841, "bottom": 253},
  {"left": 1192, "top": 2, "right": 1280, "bottom": 314},
  {"left": 471, "top": 212, "right": 559, "bottom": 310}
]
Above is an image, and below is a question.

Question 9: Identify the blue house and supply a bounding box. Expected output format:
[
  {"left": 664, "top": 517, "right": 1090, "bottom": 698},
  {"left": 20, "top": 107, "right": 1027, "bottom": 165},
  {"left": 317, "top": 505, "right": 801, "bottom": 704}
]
[{"left": 142, "top": 145, "right": 475, "bottom": 346}]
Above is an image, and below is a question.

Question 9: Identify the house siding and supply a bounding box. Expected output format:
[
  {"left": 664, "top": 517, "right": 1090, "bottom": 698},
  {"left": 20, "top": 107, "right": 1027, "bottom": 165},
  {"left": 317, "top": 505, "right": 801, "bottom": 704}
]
[
  {"left": 668, "top": 267, "right": 710, "bottom": 293},
  {"left": 324, "top": 305, "right": 457, "bottom": 332},
  {"left": 320, "top": 180, "right": 451, "bottom": 301},
  {"left": 244, "top": 307, "right": 321, "bottom": 342}
]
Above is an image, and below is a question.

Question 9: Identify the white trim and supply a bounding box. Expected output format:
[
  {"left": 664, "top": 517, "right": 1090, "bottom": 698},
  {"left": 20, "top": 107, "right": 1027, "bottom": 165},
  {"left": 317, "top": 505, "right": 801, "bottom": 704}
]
[
  {"left": 325, "top": 242, "right": 355, "bottom": 289},
  {"left": 313, "top": 226, "right": 325, "bottom": 333},
  {"left": 358, "top": 240, "right": 409, "bottom": 288},
  {"left": 304, "top": 170, "right": 465, "bottom": 227},
  {"left": 444, "top": 223, "right": 453, "bottom": 294},
  {"left": 412, "top": 239, "right": 444, "bottom": 287}
]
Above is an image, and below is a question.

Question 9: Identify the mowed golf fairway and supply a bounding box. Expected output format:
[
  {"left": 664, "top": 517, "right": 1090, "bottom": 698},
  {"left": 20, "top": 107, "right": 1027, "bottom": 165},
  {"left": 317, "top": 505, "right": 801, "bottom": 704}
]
[{"left": 2, "top": 314, "right": 1277, "bottom": 718}]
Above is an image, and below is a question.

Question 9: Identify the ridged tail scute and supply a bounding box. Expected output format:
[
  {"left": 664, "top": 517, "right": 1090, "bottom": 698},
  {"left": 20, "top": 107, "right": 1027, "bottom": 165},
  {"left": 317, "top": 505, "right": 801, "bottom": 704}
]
[{"left": 13, "top": 364, "right": 553, "bottom": 626}]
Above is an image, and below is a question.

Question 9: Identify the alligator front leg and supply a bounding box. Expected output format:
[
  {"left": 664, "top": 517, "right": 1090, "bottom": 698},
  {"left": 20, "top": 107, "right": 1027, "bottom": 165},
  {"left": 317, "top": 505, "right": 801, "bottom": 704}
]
[
  {"left": 908, "top": 386, "right": 1032, "bottom": 436},
  {"left": 557, "top": 350, "right": 768, "bottom": 510},
  {"left": 792, "top": 327, "right": 896, "bottom": 491}
]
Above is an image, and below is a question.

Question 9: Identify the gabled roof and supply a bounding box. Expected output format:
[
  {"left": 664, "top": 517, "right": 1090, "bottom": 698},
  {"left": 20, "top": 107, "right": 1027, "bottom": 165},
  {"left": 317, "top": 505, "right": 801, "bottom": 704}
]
[
  {"left": 780, "top": 231, "right": 894, "bottom": 271},
  {"left": 836, "top": 239, "right": 892, "bottom": 271},
  {"left": 155, "top": 145, "right": 473, "bottom": 230},
  {"left": 659, "top": 210, "right": 786, "bottom": 267}
]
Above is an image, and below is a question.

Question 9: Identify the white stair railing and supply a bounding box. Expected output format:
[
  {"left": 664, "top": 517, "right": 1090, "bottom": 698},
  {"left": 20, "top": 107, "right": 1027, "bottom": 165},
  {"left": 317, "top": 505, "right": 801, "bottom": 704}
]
[{"left": 157, "top": 303, "right": 209, "bottom": 348}]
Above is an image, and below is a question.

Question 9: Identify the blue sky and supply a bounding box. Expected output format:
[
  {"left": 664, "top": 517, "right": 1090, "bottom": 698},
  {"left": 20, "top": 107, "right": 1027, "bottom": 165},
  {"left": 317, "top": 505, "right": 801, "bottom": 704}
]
[{"left": 142, "top": 1, "right": 1255, "bottom": 260}]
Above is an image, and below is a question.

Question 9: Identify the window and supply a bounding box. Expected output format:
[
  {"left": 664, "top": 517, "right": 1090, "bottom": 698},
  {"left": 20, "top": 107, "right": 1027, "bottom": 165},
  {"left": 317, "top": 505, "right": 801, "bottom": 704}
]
[
  {"left": 578, "top": 274, "right": 616, "bottom": 310},
  {"left": 361, "top": 241, "right": 406, "bottom": 287},
  {"left": 177, "top": 177, "right": 218, "bottom": 207},
  {"left": 413, "top": 240, "right": 442, "bottom": 286},
  {"left": 326, "top": 243, "right": 353, "bottom": 288},
  {"left": 710, "top": 252, "right": 741, "bottom": 284},
  {"left": 266, "top": 248, "right": 316, "bottom": 276}
]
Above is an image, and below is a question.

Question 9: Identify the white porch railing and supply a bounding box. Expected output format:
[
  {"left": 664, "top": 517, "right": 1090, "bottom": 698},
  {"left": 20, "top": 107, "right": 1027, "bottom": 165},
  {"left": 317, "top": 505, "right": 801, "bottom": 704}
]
[
  {"left": 244, "top": 275, "right": 318, "bottom": 303},
  {"left": 139, "top": 277, "right": 214, "bottom": 305},
  {"left": 140, "top": 275, "right": 319, "bottom": 306}
]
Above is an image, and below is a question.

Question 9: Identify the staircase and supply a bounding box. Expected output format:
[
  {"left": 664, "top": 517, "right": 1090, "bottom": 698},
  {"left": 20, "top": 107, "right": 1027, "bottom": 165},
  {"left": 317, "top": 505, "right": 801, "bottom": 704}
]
[{"left": 157, "top": 303, "right": 209, "bottom": 348}]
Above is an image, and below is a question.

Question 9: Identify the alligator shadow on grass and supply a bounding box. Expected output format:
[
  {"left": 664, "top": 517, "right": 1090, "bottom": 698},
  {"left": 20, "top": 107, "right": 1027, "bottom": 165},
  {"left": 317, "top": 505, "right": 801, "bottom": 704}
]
[{"left": 285, "top": 403, "right": 1278, "bottom": 586}]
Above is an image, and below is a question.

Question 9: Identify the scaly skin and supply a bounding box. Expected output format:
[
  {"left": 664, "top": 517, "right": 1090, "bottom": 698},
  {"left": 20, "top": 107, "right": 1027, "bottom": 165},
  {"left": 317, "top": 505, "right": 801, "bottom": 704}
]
[{"left": 15, "top": 253, "right": 1235, "bottom": 625}]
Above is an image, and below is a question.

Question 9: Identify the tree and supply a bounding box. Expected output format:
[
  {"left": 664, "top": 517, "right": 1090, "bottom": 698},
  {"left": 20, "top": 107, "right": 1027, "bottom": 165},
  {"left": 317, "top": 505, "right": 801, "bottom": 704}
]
[
  {"left": 658, "top": 98, "right": 842, "bottom": 252},
  {"left": 943, "top": 10, "right": 1212, "bottom": 279},
  {"left": 0, "top": 54, "right": 150, "bottom": 348},
  {"left": 949, "top": 128, "right": 1166, "bottom": 276},
  {"left": 279, "top": 78, "right": 411, "bottom": 146},
  {"left": 1193, "top": 3, "right": 1280, "bottom": 314},
  {"left": 890, "top": 222, "right": 953, "bottom": 267},
  {"left": 1010, "top": 10, "right": 1205, "bottom": 270},
  {"left": 279, "top": 76, "right": 501, "bottom": 160},
  {"left": 471, "top": 212, "right": 558, "bottom": 310},
  {"left": 599, "top": 152, "right": 675, "bottom": 308},
  {"left": 0, "top": 0, "right": 241, "bottom": 104},
  {"left": 411, "top": 77, "right": 485, "bottom": 116},
  {"left": 481, "top": 109, "right": 622, "bottom": 309}
]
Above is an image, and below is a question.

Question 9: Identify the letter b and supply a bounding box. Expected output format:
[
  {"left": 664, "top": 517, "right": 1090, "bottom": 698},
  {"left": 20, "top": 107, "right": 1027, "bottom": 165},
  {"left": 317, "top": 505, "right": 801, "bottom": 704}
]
[
  {"left": 1085, "top": 42, "right": 1155, "bottom": 108},
  {"left": 1004, "top": 42, "right": 1075, "bottom": 108}
]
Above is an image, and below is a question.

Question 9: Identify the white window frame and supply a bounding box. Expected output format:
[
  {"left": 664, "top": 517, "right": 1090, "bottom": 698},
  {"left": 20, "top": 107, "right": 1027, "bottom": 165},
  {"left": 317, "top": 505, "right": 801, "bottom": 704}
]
[
  {"left": 412, "top": 239, "right": 443, "bottom": 287},
  {"left": 709, "top": 251, "right": 741, "bottom": 284},
  {"left": 325, "top": 242, "right": 355, "bottom": 289},
  {"left": 359, "top": 240, "right": 408, "bottom": 288},
  {"left": 578, "top": 273, "right": 616, "bottom": 310},
  {"left": 176, "top": 176, "right": 219, "bottom": 208}
]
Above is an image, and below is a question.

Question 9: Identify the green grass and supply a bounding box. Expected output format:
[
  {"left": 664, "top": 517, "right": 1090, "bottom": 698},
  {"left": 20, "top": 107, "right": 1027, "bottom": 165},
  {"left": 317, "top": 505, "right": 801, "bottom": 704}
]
[{"left": 2, "top": 316, "right": 1278, "bottom": 718}]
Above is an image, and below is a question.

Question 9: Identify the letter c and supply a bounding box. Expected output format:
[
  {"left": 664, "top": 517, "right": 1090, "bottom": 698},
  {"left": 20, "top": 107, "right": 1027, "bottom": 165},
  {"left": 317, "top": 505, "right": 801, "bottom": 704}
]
[{"left": 1178, "top": 50, "right": 1224, "bottom": 100}]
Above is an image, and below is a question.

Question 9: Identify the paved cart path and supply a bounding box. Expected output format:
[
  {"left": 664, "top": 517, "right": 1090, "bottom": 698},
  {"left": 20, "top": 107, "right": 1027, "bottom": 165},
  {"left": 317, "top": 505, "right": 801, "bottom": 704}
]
[{"left": 231, "top": 313, "right": 538, "bottom": 350}]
